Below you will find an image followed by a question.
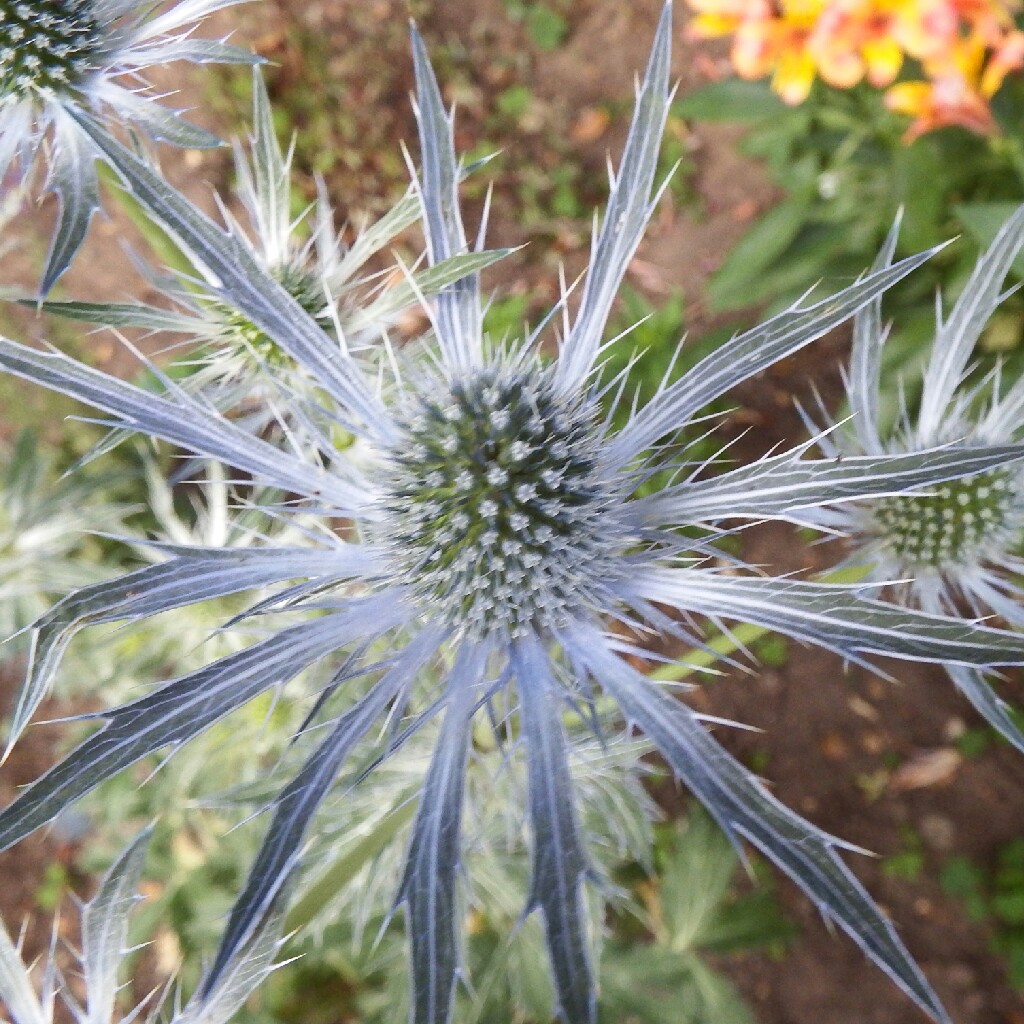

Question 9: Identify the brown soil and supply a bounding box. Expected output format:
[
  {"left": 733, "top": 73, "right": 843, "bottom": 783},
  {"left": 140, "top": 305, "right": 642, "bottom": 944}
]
[{"left": 2, "top": 2, "right": 1023, "bottom": 1024}]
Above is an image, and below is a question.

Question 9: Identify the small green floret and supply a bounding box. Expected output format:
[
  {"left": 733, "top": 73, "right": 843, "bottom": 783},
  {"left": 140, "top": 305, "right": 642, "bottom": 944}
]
[
  {"left": 214, "top": 264, "right": 330, "bottom": 366},
  {"left": 872, "top": 470, "right": 1018, "bottom": 570},
  {"left": 0, "top": 0, "right": 100, "bottom": 98},
  {"left": 385, "top": 365, "right": 619, "bottom": 636}
]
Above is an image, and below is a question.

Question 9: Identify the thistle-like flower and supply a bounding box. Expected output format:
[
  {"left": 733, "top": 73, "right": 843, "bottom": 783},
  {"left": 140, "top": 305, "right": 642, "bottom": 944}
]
[
  {"left": 0, "top": 0, "right": 255, "bottom": 292},
  {"left": 803, "top": 208, "right": 1024, "bottom": 755},
  {"left": 0, "top": 827, "right": 287, "bottom": 1024},
  {"left": 38, "top": 69, "right": 507, "bottom": 427},
  {"left": 4, "top": 6, "right": 1024, "bottom": 1023}
]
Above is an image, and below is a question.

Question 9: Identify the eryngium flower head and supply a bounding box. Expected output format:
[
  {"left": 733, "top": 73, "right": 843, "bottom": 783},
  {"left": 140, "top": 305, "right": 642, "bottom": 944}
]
[
  {"left": 0, "top": 0, "right": 256, "bottom": 292},
  {"left": 0, "top": 827, "right": 287, "bottom": 1024},
  {"left": 4, "top": 6, "right": 1024, "bottom": 1023},
  {"left": 803, "top": 208, "right": 1024, "bottom": 755}
]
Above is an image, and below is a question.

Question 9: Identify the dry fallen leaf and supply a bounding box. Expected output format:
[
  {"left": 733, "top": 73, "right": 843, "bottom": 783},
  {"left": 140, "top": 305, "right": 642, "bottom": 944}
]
[
  {"left": 889, "top": 748, "right": 962, "bottom": 791},
  {"left": 570, "top": 106, "right": 610, "bottom": 143}
]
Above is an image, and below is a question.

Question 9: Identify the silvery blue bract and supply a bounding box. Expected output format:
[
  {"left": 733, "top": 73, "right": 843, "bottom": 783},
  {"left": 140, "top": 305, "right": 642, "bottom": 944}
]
[{"left": 4, "top": 5, "right": 1024, "bottom": 1023}]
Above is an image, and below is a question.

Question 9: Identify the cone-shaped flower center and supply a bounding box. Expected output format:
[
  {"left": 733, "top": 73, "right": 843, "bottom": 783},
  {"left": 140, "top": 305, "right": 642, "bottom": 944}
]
[
  {"left": 872, "top": 469, "right": 1019, "bottom": 570},
  {"left": 384, "top": 365, "right": 620, "bottom": 637},
  {"left": 0, "top": 1, "right": 101, "bottom": 98}
]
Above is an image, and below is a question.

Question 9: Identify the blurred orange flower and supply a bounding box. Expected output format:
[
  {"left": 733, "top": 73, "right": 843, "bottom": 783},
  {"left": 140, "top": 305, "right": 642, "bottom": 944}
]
[{"left": 687, "top": 0, "right": 1024, "bottom": 138}]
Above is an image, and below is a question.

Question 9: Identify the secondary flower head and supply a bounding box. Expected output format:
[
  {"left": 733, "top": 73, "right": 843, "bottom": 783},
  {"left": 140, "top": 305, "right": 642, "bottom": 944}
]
[
  {"left": 0, "top": 0, "right": 256, "bottom": 292},
  {"left": 39, "top": 69, "right": 506, "bottom": 428},
  {"left": 4, "top": 7, "right": 1024, "bottom": 1024},
  {"left": 803, "top": 207, "right": 1024, "bottom": 753}
]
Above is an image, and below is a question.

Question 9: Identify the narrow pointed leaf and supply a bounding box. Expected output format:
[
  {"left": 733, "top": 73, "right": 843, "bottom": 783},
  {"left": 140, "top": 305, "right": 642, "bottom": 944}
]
[
  {"left": 67, "top": 111, "right": 388, "bottom": 435},
  {"left": 5, "top": 546, "right": 370, "bottom": 758},
  {"left": 514, "top": 636, "right": 595, "bottom": 1024},
  {"left": 82, "top": 826, "right": 153, "bottom": 1024},
  {"left": 0, "top": 603, "right": 404, "bottom": 852},
  {"left": 41, "top": 115, "right": 100, "bottom": 294},
  {"left": 944, "top": 664, "right": 1024, "bottom": 756},
  {"left": 849, "top": 216, "right": 900, "bottom": 454},
  {"left": 31, "top": 298, "right": 208, "bottom": 333},
  {"left": 0, "top": 918, "right": 46, "bottom": 1024},
  {"left": 919, "top": 203, "right": 1024, "bottom": 438},
  {"left": 630, "top": 568, "right": 1024, "bottom": 667},
  {"left": 346, "top": 248, "right": 514, "bottom": 335},
  {"left": 556, "top": 0, "right": 673, "bottom": 391},
  {"left": 0, "top": 336, "right": 362, "bottom": 507},
  {"left": 206, "top": 631, "right": 440, "bottom": 992},
  {"left": 411, "top": 25, "right": 483, "bottom": 372},
  {"left": 636, "top": 443, "right": 1024, "bottom": 526},
  {"left": 175, "top": 882, "right": 290, "bottom": 1024},
  {"left": 399, "top": 645, "right": 482, "bottom": 1024},
  {"left": 612, "top": 246, "right": 943, "bottom": 464},
  {"left": 576, "top": 635, "right": 951, "bottom": 1024}
]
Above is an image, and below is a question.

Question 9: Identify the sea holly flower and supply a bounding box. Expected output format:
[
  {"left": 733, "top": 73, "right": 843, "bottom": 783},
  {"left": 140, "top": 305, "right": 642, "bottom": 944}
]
[
  {"left": 0, "top": 0, "right": 256, "bottom": 293},
  {"left": 34, "top": 69, "right": 509, "bottom": 433},
  {"left": 802, "top": 207, "right": 1024, "bottom": 754},
  {"left": 5, "top": 5, "right": 1024, "bottom": 1022},
  {"left": 0, "top": 827, "right": 288, "bottom": 1024}
]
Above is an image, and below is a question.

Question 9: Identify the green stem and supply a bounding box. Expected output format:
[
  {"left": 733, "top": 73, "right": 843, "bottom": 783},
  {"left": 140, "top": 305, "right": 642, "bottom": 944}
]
[{"left": 284, "top": 798, "right": 419, "bottom": 935}]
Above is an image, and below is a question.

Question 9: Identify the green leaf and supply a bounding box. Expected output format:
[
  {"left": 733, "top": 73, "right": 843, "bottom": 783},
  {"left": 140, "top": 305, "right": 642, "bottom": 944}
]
[
  {"left": 956, "top": 202, "right": 1024, "bottom": 277},
  {"left": 707, "top": 196, "right": 813, "bottom": 312},
  {"left": 527, "top": 5, "right": 568, "bottom": 50},
  {"left": 674, "top": 80, "right": 786, "bottom": 122}
]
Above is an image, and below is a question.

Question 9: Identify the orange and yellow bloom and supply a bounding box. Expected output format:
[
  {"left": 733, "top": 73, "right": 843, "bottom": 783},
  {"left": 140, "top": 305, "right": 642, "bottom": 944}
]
[{"left": 687, "top": 0, "right": 1024, "bottom": 138}]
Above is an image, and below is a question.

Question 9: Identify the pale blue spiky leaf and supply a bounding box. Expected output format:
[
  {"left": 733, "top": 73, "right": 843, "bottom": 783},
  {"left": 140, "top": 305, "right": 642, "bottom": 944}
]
[
  {"left": 174, "top": 883, "right": 290, "bottom": 1024},
  {"left": 0, "top": 917, "right": 46, "bottom": 1024},
  {"left": 0, "top": 337, "right": 362, "bottom": 507},
  {"left": 556, "top": 0, "right": 673, "bottom": 391},
  {"left": 347, "top": 248, "right": 515, "bottom": 336},
  {"left": 0, "top": 608, "right": 400, "bottom": 853},
  {"left": 576, "top": 635, "right": 951, "bottom": 1024},
  {"left": 631, "top": 569, "right": 1024, "bottom": 667},
  {"left": 204, "top": 630, "right": 441, "bottom": 993},
  {"left": 611, "top": 244, "right": 946, "bottom": 464},
  {"left": 849, "top": 215, "right": 901, "bottom": 454},
  {"left": 410, "top": 25, "right": 482, "bottom": 373},
  {"left": 636, "top": 442, "right": 1024, "bottom": 526},
  {"left": 514, "top": 636, "right": 595, "bottom": 1024},
  {"left": 919, "top": 203, "right": 1024, "bottom": 439},
  {"left": 29, "top": 298, "right": 209, "bottom": 333},
  {"left": 120, "top": 37, "right": 257, "bottom": 67},
  {"left": 398, "top": 647, "right": 483, "bottom": 1024},
  {"left": 82, "top": 825, "right": 153, "bottom": 1024},
  {"left": 101, "top": 86, "right": 221, "bottom": 149},
  {"left": 4, "top": 546, "right": 369, "bottom": 759},
  {"left": 42, "top": 115, "right": 100, "bottom": 295},
  {"left": 66, "top": 111, "right": 387, "bottom": 433},
  {"left": 944, "top": 664, "right": 1024, "bottom": 756}
]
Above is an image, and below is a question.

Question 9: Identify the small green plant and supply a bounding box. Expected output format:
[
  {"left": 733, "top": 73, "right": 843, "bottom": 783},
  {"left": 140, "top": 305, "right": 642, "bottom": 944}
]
[
  {"left": 599, "top": 812, "right": 794, "bottom": 1024},
  {"left": 942, "top": 840, "right": 1024, "bottom": 988}
]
